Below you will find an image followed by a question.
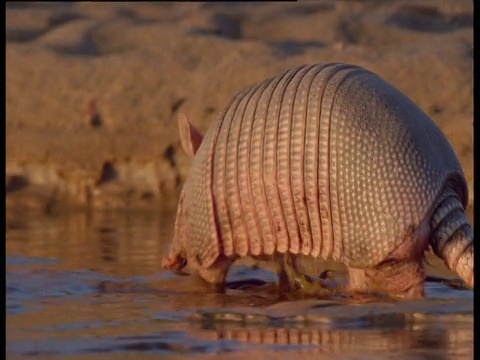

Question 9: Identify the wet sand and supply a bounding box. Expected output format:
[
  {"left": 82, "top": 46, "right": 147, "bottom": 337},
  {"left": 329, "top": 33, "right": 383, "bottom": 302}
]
[{"left": 6, "top": 1, "right": 473, "bottom": 218}]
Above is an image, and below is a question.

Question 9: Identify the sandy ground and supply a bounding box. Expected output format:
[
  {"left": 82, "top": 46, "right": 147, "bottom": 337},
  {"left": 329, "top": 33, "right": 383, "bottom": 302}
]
[{"left": 6, "top": 1, "right": 473, "bottom": 218}]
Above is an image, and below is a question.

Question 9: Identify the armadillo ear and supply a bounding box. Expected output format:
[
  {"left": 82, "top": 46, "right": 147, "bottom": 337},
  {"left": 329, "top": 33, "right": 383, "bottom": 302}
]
[{"left": 178, "top": 113, "right": 203, "bottom": 156}]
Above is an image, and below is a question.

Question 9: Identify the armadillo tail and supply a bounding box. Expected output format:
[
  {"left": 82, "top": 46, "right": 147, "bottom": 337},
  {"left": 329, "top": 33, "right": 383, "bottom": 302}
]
[{"left": 430, "top": 190, "right": 474, "bottom": 287}]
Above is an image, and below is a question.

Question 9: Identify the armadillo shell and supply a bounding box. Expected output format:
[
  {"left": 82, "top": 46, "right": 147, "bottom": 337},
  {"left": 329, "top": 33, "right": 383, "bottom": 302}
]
[{"left": 184, "top": 63, "right": 467, "bottom": 269}]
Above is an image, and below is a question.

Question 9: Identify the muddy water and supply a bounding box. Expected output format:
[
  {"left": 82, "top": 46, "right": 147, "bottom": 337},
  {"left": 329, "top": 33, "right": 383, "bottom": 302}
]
[{"left": 6, "top": 210, "right": 473, "bottom": 359}]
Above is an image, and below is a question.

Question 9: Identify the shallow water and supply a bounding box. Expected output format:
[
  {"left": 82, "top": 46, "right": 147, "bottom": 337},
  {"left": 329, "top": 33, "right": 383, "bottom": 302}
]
[{"left": 6, "top": 210, "right": 473, "bottom": 359}]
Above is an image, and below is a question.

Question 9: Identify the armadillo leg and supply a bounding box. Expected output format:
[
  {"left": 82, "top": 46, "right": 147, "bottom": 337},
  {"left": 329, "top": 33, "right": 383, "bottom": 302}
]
[
  {"left": 347, "top": 267, "right": 370, "bottom": 293},
  {"left": 348, "top": 259, "right": 425, "bottom": 298},
  {"left": 430, "top": 190, "right": 474, "bottom": 287},
  {"left": 195, "top": 257, "right": 234, "bottom": 292},
  {"left": 267, "top": 258, "right": 306, "bottom": 291},
  {"left": 277, "top": 253, "right": 324, "bottom": 292}
]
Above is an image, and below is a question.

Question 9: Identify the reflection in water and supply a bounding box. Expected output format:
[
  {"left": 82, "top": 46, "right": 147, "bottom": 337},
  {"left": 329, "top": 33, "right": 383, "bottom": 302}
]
[
  {"left": 187, "top": 320, "right": 472, "bottom": 358},
  {"left": 186, "top": 308, "right": 473, "bottom": 357},
  {"left": 6, "top": 210, "right": 473, "bottom": 359},
  {"left": 6, "top": 210, "right": 175, "bottom": 277}
]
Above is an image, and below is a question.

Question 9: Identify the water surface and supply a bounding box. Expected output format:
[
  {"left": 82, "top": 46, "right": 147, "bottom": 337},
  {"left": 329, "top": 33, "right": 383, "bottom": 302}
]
[{"left": 6, "top": 210, "right": 473, "bottom": 359}]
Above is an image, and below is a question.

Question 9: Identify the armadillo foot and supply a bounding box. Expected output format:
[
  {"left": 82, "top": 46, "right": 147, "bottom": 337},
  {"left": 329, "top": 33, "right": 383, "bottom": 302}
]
[{"left": 348, "top": 260, "right": 425, "bottom": 298}]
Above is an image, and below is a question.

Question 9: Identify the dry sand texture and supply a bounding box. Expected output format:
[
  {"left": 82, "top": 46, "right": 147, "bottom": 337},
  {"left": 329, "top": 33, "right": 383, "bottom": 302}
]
[{"left": 6, "top": 1, "right": 473, "bottom": 217}]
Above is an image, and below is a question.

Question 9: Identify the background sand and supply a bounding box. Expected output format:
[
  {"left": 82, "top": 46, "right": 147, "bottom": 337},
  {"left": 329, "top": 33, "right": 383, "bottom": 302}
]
[{"left": 6, "top": 1, "right": 473, "bottom": 219}]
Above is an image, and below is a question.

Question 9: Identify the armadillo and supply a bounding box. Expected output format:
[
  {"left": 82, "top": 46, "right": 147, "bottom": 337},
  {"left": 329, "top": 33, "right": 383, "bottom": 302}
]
[{"left": 162, "top": 63, "right": 473, "bottom": 298}]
